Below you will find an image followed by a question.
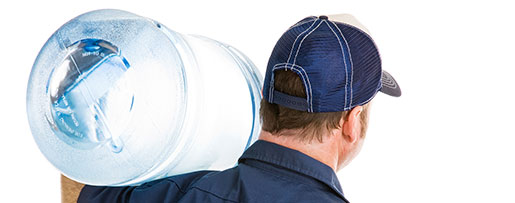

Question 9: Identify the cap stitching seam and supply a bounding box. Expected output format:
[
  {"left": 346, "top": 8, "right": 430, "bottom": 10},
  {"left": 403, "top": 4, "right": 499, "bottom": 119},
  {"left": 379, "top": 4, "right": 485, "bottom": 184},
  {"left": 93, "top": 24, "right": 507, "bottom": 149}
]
[
  {"left": 289, "top": 17, "right": 317, "bottom": 30},
  {"left": 331, "top": 21, "right": 383, "bottom": 83},
  {"left": 328, "top": 20, "right": 355, "bottom": 107},
  {"left": 268, "top": 72, "right": 275, "bottom": 103},
  {"left": 381, "top": 72, "right": 397, "bottom": 89},
  {"left": 277, "top": 63, "right": 313, "bottom": 112},
  {"left": 291, "top": 20, "right": 324, "bottom": 67},
  {"left": 272, "top": 63, "right": 313, "bottom": 112},
  {"left": 355, "top": 84, "right": 381, "bottom": 108},
  {"left": 272, "top": 64, "right": 311, "bottom": 111},
  {"left": 324, "top": 21, "right": 349, "bottom": 109},
  {"left": 286, "top": 19, "right": 319, "bottom": 70}
]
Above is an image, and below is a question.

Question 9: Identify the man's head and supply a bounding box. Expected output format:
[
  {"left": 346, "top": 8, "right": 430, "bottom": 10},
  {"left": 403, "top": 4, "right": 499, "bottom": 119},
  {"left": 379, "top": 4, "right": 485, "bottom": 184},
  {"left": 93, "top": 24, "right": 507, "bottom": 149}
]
[
  {"left": 259, "top": 14, "right": 401, "bottom": 171},
  {"left": 260, "top": 70, "right": 370, "bottom": 142},
  {"left": 260, "top": 69, "right": 370, "bottom": 170}
]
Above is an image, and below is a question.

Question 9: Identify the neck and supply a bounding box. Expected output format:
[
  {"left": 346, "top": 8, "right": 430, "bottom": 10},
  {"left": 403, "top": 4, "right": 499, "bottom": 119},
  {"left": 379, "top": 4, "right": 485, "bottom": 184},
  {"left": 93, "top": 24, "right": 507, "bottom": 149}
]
[{"left": 258, "top": 130, "right": 341, "bottom": 171}]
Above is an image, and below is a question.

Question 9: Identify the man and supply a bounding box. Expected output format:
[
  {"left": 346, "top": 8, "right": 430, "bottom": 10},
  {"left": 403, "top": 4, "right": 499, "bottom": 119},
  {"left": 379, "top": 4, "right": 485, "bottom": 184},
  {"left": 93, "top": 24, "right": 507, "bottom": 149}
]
[{"left": 72, "top": 14, "right": 401, "bottom": 202}]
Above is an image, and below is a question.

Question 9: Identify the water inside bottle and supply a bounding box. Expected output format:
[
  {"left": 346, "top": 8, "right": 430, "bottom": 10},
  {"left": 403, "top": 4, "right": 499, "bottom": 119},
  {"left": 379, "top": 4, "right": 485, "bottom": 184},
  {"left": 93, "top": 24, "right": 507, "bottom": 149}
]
[{"left": 48, "top": 39, "right": 132, "bottom": 152}]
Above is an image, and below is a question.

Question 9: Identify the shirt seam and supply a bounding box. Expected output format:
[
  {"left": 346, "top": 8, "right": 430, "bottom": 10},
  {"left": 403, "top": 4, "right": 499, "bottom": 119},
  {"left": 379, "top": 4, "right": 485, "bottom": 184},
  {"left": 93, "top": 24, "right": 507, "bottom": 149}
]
[
  {"left": 242, "top": 158, "right": 327, "bottom": 191},
  {"left": 187, "top": 186, "right": 240, "bottom": 203},
  {"left": 243, "top": 152, "right": 336, "bottom": 187},
  {"left": 160, "top": 179, "right": 187, "bottom": 194},
  {"left": 243, "top": 160, "right": 348, "bottom": 202}
]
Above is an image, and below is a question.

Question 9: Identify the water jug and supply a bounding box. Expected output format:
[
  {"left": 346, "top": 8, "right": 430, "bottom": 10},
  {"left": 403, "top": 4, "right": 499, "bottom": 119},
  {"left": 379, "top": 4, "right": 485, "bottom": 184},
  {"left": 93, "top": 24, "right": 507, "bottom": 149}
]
[{"left": 26, "top": 9, "right": 262, "bottom": 186}]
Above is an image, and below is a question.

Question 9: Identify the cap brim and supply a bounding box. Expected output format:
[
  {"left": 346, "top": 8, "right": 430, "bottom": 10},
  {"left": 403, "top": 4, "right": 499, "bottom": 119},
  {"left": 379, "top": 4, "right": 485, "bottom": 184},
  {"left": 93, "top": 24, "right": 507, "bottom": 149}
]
[{"left": 380, "top": 70, "right": 401, "bottom": 97}]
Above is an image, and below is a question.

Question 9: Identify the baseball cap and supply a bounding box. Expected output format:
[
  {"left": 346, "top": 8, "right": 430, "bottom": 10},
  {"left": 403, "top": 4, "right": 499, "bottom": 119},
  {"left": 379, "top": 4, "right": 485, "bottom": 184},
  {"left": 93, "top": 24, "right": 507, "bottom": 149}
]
[{"left": 263, "top": 14, "right": 401, "bottom": 112}]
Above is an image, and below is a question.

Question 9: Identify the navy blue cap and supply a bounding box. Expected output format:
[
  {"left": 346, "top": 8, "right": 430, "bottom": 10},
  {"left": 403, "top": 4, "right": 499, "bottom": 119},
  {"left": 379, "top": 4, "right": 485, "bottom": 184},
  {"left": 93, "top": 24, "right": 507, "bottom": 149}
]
[{"left": 263, "top": 15, "right": 401, "bottom": 112}]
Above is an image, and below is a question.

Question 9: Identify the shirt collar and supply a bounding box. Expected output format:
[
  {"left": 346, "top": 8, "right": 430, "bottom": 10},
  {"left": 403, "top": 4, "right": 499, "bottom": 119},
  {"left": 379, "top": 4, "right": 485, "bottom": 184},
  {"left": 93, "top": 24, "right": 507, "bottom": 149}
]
[{"left": 238, "top": 140, "right": 346, "bottom": 200}]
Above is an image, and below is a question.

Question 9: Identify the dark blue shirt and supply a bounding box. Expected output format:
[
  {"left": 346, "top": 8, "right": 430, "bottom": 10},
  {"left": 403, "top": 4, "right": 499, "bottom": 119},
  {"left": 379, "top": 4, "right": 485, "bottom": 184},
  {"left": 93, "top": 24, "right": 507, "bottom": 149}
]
[{"left": 79, "top": 140, "right": 349, "bottom": 202}]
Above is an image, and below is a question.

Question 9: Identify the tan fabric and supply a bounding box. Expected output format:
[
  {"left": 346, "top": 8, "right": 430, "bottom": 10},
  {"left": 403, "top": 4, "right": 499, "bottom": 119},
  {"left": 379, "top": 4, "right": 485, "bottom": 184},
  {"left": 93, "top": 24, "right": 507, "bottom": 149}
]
[
  {"left": 61, "top": 175, "right": 84, "bottom": 203},
  {"left": 326, "top": 14, "right": 371, "bottom": 35}
]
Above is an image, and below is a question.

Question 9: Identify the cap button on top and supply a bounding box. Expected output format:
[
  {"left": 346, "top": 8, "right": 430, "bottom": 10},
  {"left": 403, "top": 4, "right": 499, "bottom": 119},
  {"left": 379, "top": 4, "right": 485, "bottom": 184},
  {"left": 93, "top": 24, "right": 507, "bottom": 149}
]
[{"left": 319, "top": 15, "right": 328, "bottom": 20}]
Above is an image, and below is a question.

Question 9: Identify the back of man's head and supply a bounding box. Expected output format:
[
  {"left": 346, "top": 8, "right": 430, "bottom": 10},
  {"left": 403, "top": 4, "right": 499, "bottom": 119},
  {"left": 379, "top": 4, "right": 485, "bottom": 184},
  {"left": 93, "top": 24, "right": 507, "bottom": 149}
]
[
  {"left": 258, "top": 14, "right": 401, "bottom": 170},
  {"left": 260, "top": 69, "right": 370, "bottom": 142}
]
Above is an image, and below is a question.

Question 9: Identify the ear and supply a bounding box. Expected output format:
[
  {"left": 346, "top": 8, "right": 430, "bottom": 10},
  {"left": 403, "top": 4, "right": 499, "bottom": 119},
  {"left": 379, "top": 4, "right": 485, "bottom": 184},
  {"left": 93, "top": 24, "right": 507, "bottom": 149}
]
[{"left": 342, "top": 106, "right": 363, "bottom": 144}]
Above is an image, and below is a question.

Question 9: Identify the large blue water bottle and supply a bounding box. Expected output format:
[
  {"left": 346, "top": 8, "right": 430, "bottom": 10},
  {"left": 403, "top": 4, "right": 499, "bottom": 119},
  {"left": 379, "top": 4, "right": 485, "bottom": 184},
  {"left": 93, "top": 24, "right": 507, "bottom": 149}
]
[{"left": 26, "top": 9, "right": 262, "bottom": 186}]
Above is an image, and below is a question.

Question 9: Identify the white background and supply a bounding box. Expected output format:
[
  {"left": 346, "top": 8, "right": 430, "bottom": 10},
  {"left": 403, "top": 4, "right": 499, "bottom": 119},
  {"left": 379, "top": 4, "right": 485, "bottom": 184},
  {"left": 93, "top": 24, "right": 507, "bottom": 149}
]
[{"left": 1, "top": 0, "right": 514, "bottom": 202}]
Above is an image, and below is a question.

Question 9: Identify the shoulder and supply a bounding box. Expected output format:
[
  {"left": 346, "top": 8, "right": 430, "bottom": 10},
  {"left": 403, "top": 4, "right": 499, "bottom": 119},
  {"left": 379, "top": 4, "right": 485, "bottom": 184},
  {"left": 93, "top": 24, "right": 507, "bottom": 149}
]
[
  {"left": 79, "top": 165, "right": 343, "bottom": 203},
  {"left": 185, "top": 164, "right": 343, "bottom": 203},
  {"left": 78, "top": 170, "right": 215, "bottom": 203}
]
